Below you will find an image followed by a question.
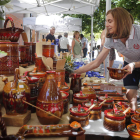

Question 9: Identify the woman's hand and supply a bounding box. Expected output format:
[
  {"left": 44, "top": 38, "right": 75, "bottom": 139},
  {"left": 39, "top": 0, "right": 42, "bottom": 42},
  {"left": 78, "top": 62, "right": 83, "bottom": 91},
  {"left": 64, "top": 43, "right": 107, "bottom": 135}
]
[{"left": 122, "top": 63, "right": 135, "bottom": 78}]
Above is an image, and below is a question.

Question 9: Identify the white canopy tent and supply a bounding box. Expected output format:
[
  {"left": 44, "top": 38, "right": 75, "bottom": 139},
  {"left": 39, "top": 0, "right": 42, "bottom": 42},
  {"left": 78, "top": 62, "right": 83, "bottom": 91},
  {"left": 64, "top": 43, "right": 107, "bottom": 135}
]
[{"left": 23, "top": 15, "right": 82, "bottom": 32}]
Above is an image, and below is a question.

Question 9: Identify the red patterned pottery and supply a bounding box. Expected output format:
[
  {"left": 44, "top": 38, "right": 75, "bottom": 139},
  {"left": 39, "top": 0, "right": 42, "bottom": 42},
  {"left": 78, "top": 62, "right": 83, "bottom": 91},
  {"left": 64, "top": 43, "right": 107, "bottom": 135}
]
[
  {"left": 36, "top": 71, "right": 63, "bottom": 124},
  {"left": 25, "top": 46, "right": 30, "bottom": 63},
  {"left": 18, "top": 45, "right": 26, "bottom": 64},
  {"left": 24, "top": 42, "right": 36, "bottom": 64},
  {"left": 70, "top": 104, "right": 89, "bottom": 127},
  {"left": 2, "top": 68, "right": 30, "bottom": 115},
  {"left": 42, "top": 45, "right": 54, "bottom": 58},
  {"left": 0, "top": 42, "right": 19, "bottom": 75},
  {"left": 35, "top": 57, "right": 47, "bottom": 72},
  {"left": 104, "top": 109, "right": 126, "bottom": 132},
  {"left": 0, "top": 17, "right": 24, "bottom": 42}
]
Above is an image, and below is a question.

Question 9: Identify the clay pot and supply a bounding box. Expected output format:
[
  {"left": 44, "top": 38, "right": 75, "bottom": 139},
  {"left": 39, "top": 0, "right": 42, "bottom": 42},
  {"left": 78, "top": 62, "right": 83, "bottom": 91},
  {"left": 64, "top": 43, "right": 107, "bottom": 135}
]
[
  {"left": 74, "top": 74, "right": 81, "bottom": 93},
  {"left": 18, "top": 45, "right": 26, "bottom": 64},
  {"left": 104, "top": 109, "right": 126, "bottom": 132},
  {"left": 2, "top": 68, "right": 30, "bottom": 115},
  {"left": 36, "top": 71, "right": 63, "bottom": 125},
  {"left": 82, "top": 86, "right": 96, "bottom": 100},
  {"left": 0, "top": 42, "right": 19, "bottom": 75},
  {"left": 70, "top": 74, "right": 76, "bottom": 91},
  {"left": 73, "top": 91, "right": 89, "bottom": 106},
  {"left": 98, "top": 95, "right": 114, "bottom": 111},
  {"left": 42, "top": 45, "right": 54, "bottom": 58},
  {"left": 61, "top": 91, "right": 69, "bottom": 114},
  {"left": 69, "top": 104, "right": 89, "bottom": 127},
  {"left": 25, "top": 46, "right": 30, "bottom": 63},
  {"left": 131, "top": 114, "right": 140, "bottom": 124},
  {"left": 24, "top": 42, "right": 36, "bottom": 64},
  {"left": 82, "top": 99, "right": 102, "bottom": 120},
  {"left": 35, "top": 57, "right": 47, "bottom": 72},
  {"left": 55, "top": 69, "right": 65, "bottom": 86},
  {"left": 26, "top": 76, "right": 39, "bottom": 113}
]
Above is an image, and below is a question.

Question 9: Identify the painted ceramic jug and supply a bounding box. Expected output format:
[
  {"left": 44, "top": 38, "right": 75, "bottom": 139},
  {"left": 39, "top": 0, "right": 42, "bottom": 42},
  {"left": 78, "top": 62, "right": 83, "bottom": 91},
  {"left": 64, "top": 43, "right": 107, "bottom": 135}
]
[{"left": 36, "top": 71, "right": 63, "bottom": 125}]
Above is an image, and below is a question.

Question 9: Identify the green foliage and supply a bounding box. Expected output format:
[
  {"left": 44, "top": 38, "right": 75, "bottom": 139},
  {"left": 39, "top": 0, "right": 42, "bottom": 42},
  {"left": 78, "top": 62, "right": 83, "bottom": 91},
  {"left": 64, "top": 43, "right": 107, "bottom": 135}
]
[{"left": 0, "top": 0, "right": 10, "bottom": 6}]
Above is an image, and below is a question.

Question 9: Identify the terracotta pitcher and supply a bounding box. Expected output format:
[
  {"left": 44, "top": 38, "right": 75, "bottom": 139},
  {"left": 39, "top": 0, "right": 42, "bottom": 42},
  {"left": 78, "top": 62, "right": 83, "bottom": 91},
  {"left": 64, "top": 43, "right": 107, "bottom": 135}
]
[
  {"left": 36, "top": 71, "right": 63, "bottom": 125},
  {"left": 2, "top": 68, "right": 30, "bottom": 115}
]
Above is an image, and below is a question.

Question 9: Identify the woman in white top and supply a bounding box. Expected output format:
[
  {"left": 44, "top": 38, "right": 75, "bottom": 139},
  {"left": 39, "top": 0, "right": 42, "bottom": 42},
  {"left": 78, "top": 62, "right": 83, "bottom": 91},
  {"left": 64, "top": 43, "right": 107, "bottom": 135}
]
[{"left": 74, "top": 7, "right": 140, "bottom": 111}]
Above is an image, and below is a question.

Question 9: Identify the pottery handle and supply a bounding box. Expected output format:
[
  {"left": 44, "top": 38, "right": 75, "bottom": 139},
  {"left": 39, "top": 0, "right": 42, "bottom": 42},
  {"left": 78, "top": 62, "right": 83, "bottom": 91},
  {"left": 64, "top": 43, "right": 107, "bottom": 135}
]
[
  {"left": 13, "top": 68, "right": 20, "bottom": 88},
  {"left": 99, "top": 99, "right": 107, "bottom": 106},
  {"left": 123, "top": 107, "right": 131, "bottom": 114},
  {"left": 118, "top": 64, "right": 122, "bottom": 69},
  {"left": 4, "top": 17, "right": 14, "bottom": 30}
]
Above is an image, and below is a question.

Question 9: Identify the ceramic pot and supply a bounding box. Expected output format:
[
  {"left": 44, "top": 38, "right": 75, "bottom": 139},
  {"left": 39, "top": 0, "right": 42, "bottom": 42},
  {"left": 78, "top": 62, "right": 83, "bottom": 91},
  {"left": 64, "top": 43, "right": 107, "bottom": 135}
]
[
  {"left": 73, "top": 91, "right": 89, "bottom": 106},
  {"left": 26, "top": 76, "right": 39, "bottom": 113},
  {"left": 131, "top": 114, "right": 140, "bottom": 124},
  {"left": 98, "top": 95, "right": 114, "bottom": 111},
  {"left": 35, "top": 57, "right": 47, "bottom": 72},
  {"left": 70, "top": 74, "right": 76, "bottom": 91},
  {"left": 53, "top": 59, "right": 57, "bottom": 70},
  {"left": 25, "top": 46, "right": 30, "bottom": 63},
  {"left": 82, "top": 86, "right": 96, "bottom": 100},
  {"left": 61, "top": 91, "right": 69, "bottom": 114},
  {"left": 82, "top": 99, "right": 102, "bottom": 120},
  {"left": 74, "top": 74, "right": 81, "bottom": 93},
  {"left": 24, "top": 42, "right": 36, "bottom": 64},
  {"left": 0, "top": 42, "right": 19, "bottom": 75},
  {"left": 42, "top": 45, "right": 54, "bottom": 58},
  {"left": 18, "top": 45, "right": 26, "bottom": 64},
  {"left": 2, "top": 68, "right": 30, "bottom": 115},
  {"left": 55, "top": 69, "right": 65, "bottom": 86},
  {"left": 104, "top": 109, "right": 126, "bottom": 132},
  {"left": 69, "top": 104, "right": 89, "bottom": 127},
  {"left": 36, "top": 71, "right": 63, "bottom": 125}
]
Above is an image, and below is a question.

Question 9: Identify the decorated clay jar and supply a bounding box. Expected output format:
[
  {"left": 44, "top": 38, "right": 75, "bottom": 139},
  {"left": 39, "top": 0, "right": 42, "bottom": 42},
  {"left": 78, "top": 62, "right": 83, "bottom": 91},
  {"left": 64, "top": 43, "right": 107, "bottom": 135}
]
[
  {"left": 60, "top": 91, "right": 69, "bottom": 114},
  {"left": 73, "top": 74, "right": 81, "bottom": 93},
  {"left": 36, "top": 71, "right": 63, "bottom": 125},
  {"left": 104, "top": 109, "right": 126, "bottom": 132},
  {"left": 2, "top": 68, "right": 30, "bottom": 115},
  {"left": 42, "top": 45, "right": 54, "bottom": 58},
  {"left": 69, "top": 104, "right": 89, "bottom": 127},
  {"left": 82, "top": 99, "right": 102, "bottom": 120},
  {"left": 18, "top": 45, "right": 26, "bottom": 64},
  {"left": 70, "top": 74, "right": 76, "bottom": 91},
  {"left": 35, "top": 57, "right": 47, "bottom": 72},
  {"left": 98, "top": 94, "right": 114, "bottom": 111},
  {"left": 0, "top": 42, "right": 19, "bottom": 75},
  {"left": 82, "top": 86, "right": 96, "bottom": 100},
  {"left": 25, "top": 46, "right": 30, "bottom": 63},
  {"left": 73, "top": 91, "right": 89, "bottom": 106}
]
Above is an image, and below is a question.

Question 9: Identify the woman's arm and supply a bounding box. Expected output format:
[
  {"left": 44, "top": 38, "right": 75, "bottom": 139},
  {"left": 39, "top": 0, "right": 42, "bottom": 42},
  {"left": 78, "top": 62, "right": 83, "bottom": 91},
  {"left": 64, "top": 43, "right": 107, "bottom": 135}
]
[
  {"left": 74, "top": 47, "right": 110, "bottom": 74},
  {"left": 71, "top": 39, "right": 75, "bottom": 57}
]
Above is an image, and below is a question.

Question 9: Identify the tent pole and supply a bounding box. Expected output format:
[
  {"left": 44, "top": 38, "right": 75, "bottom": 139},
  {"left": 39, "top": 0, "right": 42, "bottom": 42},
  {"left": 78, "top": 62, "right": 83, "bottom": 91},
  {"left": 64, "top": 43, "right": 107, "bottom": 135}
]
[
  {"left": 105, "top": 0, "right": 111, "bottom": 82},
  {"left": 91, "top": 6, "right": 93, "bottom": 62}
]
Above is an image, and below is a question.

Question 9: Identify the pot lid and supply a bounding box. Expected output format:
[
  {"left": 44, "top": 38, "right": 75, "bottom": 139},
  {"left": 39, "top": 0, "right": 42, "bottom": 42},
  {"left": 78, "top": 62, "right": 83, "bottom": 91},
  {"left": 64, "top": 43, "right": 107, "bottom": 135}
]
[
  {"left": 60, "top": 91, "right": 69, "bottom": 99},
  {"left": 73, "top": 91, "right": 89, "bottom": 100},
  {"left": 136, "top": 108, "right": 140, "bottom": 114},
  {"left": 29, "top": 67, "right": 46, "bottom": 77},
  {"left": 104, "top": 109, "right": 125, "bottom": 120},
  {"left": 82, "top": 86, "right": 95, "bottom": 94},
  {"left": 98, "top": 94, "right": 114, "bottom": 103},
  {"left": 59, "top": 85, "right": 69, "bottom": 90},
  {"left": 127, "top": 123, "right": 140, "bottom": 134},
  {"left": 26, "top": 76, "right": 39, "bottom": 84},
  {"left": 131, "top": 114, "right": 140, "bottom": 122},
  {"left": 82, "top": 99, "right": 102, "bottom": 110},
  {"left": 70, "top": 104, "right": 89, "bottom": 116}
]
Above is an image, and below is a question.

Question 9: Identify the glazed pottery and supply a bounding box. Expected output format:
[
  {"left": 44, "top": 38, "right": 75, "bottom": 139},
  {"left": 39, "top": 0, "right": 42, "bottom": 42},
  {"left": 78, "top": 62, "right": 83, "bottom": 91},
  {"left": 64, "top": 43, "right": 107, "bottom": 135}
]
[
  {"left": 135, "top": 108, "right": 140, "bottom": 114},
  {"left": 69, "top": 104, "right": 89, "bottom": 127},
  {"left": 61, "top": 91, "right": 69, "bottom": 114},
  {"left": 2, "top": 68, "right": 30, "bottom": 115},
  {"left": 127, "top": 123, "right": 140, "bottom": 140},
  {"left": 42, "top": 45, "right": 54, "bottom": 58},
  {"left": 104, "top": 109, "right": 126, "bottom": 132},
  {"left": 0, "top": 17, "right": 24, "bottom": 42},
  {"left": 26, "top": 76, "right": 39, "bottom": 113},
  {"left": 82, "top": 86, "right": 96, "bottom": 100},
  {"left": 24, "top": 42, "right": 36, "bottom": 64},
  {"left": 74, "top": 74, "right": 81, "bottom": 93},
  {"left": 98, "top": 94, "right": 114, "bottom": 111},
  {"left": 70, "top": 74, "right": 76, "bottom": 91},
  {"left": 18, "top": 45, "right": 26, "bottom": 64},
  {"left": 131, "top": 114, "right": 140, "bottom": 124},
  {"left": 73, "top": 91, "right": 89, "bottom": 106},
  {"left": 35, "top": 57, "right": 47, "bottom": 72},
  {"left": 82, "top": 99, "right": 102, "bottom": 120},
  {"left": 36, "top": 71, "right": 63, "bottom": 125},
  {"left": 0, "top": 42, "right": 19, "bottom": 75},
  {"left": 25, "top": 46, "right": 30, "bottom": 63}
]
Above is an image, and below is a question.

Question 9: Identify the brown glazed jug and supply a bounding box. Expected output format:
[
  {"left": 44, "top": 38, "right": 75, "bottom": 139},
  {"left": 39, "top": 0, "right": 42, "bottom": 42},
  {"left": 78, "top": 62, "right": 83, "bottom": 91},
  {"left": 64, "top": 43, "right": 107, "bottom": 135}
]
[{"left": 36, "top": 71, "right": 63, "bottom": 125}]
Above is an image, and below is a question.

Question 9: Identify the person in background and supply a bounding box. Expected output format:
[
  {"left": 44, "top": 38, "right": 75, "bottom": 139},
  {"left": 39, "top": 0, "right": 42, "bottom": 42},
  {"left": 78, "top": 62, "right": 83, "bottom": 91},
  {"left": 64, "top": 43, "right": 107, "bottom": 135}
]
[
  {"left": 56, "top": 35, "right": 62, "bottom": 53},
  {"left": 46, "top": 26, "right": 56, "bottom": 44},
  {"left": 59, "top": 33, "right": 70, "bottom": 53},
  {"left": 71, "top": 31, "right": 82, "bottom": 59},
  {"left": 100, "top": 29, "right": 116, "bottom": 76},
  {"left": 74, "top": 7, "right": 140, "bottom": 111},
  {"left": 89, "top": 34, "right": 96, "bottom": 59},
  {"left": 80, "top": 34, "right": 88, "bottom": 58}
]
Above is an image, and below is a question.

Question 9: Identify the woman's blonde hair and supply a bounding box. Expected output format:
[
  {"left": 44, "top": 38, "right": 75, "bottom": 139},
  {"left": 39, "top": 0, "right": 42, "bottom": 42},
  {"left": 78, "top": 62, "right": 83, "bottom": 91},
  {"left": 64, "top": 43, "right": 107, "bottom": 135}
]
[
  {"left": 73, "top": 31, "right": 79, "bottom": 38},
  {"left": 106, "top": 7, "right": 134, "bottom": 39}
]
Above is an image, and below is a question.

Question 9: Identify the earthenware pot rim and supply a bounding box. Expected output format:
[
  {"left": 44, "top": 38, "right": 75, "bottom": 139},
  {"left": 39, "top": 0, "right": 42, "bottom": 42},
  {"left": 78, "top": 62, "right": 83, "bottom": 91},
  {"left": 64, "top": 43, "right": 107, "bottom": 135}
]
[
  {"left": 82, "top": 101, "right": 102, "bottom": 110},
  {"left": 60, "top": 91, "right": 69, "bottom": 99},
  {"left": 98, "top": 96, "right": 114, "bottom": 103},
  {"left": 73, "top": 92, "right": 89, "bottom": 100}
]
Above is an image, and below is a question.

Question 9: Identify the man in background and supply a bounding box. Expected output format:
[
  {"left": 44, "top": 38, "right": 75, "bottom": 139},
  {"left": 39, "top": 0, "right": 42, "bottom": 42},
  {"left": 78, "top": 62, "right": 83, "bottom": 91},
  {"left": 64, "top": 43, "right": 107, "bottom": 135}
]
[
  {"left": 46, "top": 26, "right": 56, "bottom": 44},
  {"left": 59, "top": 32, "right": 70, "bottom": 52}
]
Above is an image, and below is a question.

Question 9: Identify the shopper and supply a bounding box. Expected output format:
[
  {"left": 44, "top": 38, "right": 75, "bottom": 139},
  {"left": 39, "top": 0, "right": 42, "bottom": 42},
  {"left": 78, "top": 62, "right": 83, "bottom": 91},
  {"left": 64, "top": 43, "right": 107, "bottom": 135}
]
[
  {"left": 80, "top": 34, "right": 88, "bottom": 58},
  {"left": 59, "top": 32, "right": 70, "bottom": 53},
  {"left": 46, "top": 26, "right": 56, "bottom": 44},
  {"left": 74, "top": 7, "right": 140, "bottom": 111},
  {"left": 71, "top": 31, "right": 82, "bottom": 59}
]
